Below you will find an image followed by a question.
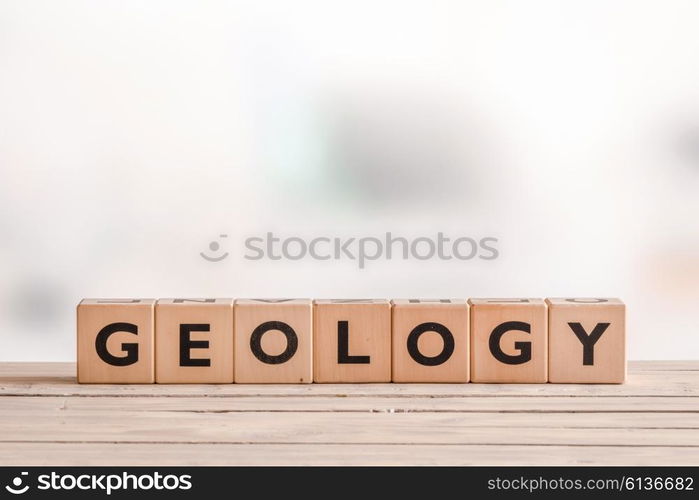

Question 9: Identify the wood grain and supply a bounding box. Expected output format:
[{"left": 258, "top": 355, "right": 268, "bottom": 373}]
[
  {"left": 234, "top": 299, "right": 312, "bottom": 383},
  {"left": 1, "top": 361, "right": 697, "bottom": 465},
  {"left": 391, "top": 299, "right": 469, "bottom": 383},
  {"left": 469, "top": 299, "right": 548, "bottom": 383},
  {"left": 1, "top": 443, "right": 695, "bottom": 466},
  {"left": 313, "top": 300, "right": 391, "bottom": 383},
  {"left": 155, "top": 298, "right": 234, "bottom": 383},
  {"left": 77, "top": 299, "right": 155, "bottom": 384},
  {"left": 547, "top": 298, "right": 625, "bottom": 383}
]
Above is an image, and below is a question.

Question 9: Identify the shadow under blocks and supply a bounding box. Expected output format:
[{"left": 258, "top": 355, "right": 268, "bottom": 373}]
[{"left": 76, "top": 298, "right": 626, "bottom": 384}]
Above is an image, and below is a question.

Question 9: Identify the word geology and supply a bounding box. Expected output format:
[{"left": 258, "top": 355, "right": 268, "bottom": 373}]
[{"left": 76, "top": 298, "right": 626, "bottom": 384}]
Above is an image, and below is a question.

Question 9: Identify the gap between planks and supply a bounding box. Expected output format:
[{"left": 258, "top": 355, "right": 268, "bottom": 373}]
[{"left": 2, "top": 440, "right": 698, "bottom": 448}]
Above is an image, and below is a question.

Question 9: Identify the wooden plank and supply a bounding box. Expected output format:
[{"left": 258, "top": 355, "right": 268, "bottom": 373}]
[
  {"left": 629, "top": 361, "right": 699, "bottom": 371},
  {"left": 0, "top": 412, "right": 697, "bottom": 445},
  {"left": 2, "top": 370, "right": 697, "bottom": 397},
  {"left": 1, "top": 408, "right": 698, "bottom": 429},
  {"left": 1, "top": 360, "right": 697, "bottom": 397},
  {"left": 1, "top": 362, "right": 697, "bottom": 466},
  {"left": 1, "top": 396, "right": 698, "bottom": 413},
  {"left": 0, "top": 442, "right": 696, "bottom": 466}
]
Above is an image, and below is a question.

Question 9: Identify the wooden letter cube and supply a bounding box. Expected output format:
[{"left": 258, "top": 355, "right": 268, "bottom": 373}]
[
  {"left": 234, "top": 299, "right": 313, "bottom": 383},
  {"left": 313, "top": 299, "right": 391, "bottom": 383},
  {"left": 469, "top": 298, "right": 547, "bottom": 383},
  {"left": 547, "top": 298, "right": 626, "bottom": 383},
  {"left": 391, "top": 299, "right": 469, "bottom": 383},
  {"left": 77, "top": 299, "right": 155, "bottom": 383},
  {"left": 155, "top": 298, "right": 234, "bottom": 383}
]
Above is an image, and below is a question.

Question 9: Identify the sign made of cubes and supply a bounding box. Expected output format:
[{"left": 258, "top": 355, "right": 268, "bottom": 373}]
[{"left": 77, "top": 298, "right": 625, "bottom": 384}]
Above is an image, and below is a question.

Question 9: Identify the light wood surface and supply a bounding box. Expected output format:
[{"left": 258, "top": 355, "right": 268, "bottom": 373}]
[
  {"left": 391, "top": 299, "right": 469, "bottom": 382},
  {"left": 0, "top": 361, "right": 696, "bottom": 465},
  {"left": 469, "top": 299, "right": 548, "bottom": 383},
  {"left": 155, "top": 298, "right": 234, "bottom": 383},
  {"left": 77, "top": 299, "right": 155, "bottom": 383},
  {"left": 547, "top": 298, "right": 625, "bottom": 383},
  {"left": 313, "top": 300, "right": 391, "bottom": 383},
  {"left": 234, "top": 299, "right": 312, "bottom": 383}
]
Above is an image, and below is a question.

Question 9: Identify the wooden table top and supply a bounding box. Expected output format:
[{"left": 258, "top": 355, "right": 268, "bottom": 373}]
[{"left": 0, "top": 361, "right": 697, "bottom": 465}]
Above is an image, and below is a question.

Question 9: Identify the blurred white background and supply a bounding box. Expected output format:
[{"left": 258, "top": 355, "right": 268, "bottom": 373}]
[{"left": 1, "top": 0, "right": 698, "bottom": 360}]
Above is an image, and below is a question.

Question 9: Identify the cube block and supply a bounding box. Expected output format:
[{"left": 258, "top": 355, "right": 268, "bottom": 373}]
[
  {"left": 469, "top": 298, "right": 548, "bottom": 383},
  {"left": 155, "top": 298, "right": 234, "bottom": 383},
  {"left": 313, "top": 299, "right": 391, "bottom": 383},
  {"left": 234, "top": 299, "right": 313, "bottom": 383},
  {"left": 391, "top": 299, "right": 469, "bottom": 383},
  {"left": 547, "top": 298, "right": 626, "bottom": 383},
  {"left": 77, "top": 299, "right": 155, "bottom": 383}
]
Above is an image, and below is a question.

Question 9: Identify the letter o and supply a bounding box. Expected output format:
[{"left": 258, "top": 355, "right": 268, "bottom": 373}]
[
  {"left": 250, "top": 321, "right": 298, "bottom": 364},
  {"left": 282, "top": 237, "right": 307, "bottom": 260},
  {"left": 138, "top": 476, "right": 154, "bottom": 490},
  {"left": 410, "top": 237, "right": 436, "bottom": 260},
  {"left": 163, "top": 476, "right": 179, "bottom": 490},
  {"left": 407, "top": 322, "right": 454, "bottom": 366},
  {"left": 452, "top": 237, "right": 478, "bottom": 259}
]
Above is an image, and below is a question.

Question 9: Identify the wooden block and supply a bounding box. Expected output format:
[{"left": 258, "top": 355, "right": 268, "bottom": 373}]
[
  {"left": 546, "top": 298, "right": 626, "bottom": 383},
  {"left": 391, "top": 299, "right": 469, "bottom": 383},
  {"left": 234, "top": 299, "right": 312, "bottom": 383},
  {"left": 77, "top": 299, "right": 155, "bottom": 384},
  {"left": 313, "top": 299, "right": 391, "bottom": 383},
  {"left": 155, "top": 298, "right": 234, "bottom": 383},
  {"left": 469, "top": 298, "right": 547, "bottom": 383}
]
